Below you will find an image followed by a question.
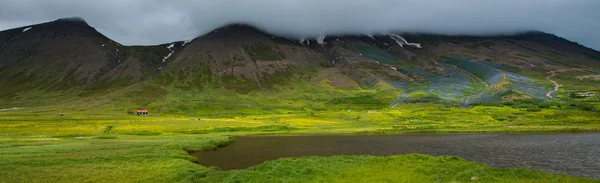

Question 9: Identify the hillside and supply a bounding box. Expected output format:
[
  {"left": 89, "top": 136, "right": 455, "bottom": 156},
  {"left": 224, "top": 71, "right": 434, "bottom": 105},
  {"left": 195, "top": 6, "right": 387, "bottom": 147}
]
[{"left": 0, "top": 18, "right": 599, "bottom": 114}]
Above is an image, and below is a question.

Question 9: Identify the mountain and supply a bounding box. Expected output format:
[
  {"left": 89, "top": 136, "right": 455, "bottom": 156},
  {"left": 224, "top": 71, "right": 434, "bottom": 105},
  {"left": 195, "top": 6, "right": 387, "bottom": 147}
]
[
  {"left": 0, "top": 18, "right": 176, "bottom": 97},
  {"left": 1, "top": 18, "right": 599, "bottom": 113}
]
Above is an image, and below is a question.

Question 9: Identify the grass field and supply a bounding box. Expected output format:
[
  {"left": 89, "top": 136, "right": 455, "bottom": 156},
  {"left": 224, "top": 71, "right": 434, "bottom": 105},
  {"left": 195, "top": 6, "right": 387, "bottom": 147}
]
[
  {"left": 1, "top": 132, "right": 598, "bottom": 183},
  {"left": 1, "top": 102, "right": 600, "bottom": 182},
  {"left": 1, "top": 67, "right": 599, "bottom": 182},
  {"left": 0, "top": 134, "right": 234, "bottom": 183},
  {"left": 199, "top": 154, "right": 597, "bottom": 183},
  {"left": 2, "top": 103, "right": 599, "bottom": 136}
]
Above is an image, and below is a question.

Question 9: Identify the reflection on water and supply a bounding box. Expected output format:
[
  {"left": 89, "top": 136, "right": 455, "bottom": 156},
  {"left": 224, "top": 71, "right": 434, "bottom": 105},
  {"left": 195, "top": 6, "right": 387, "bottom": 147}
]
[{"left": 190, "top": 133, "right": 600, "bottom": 179}]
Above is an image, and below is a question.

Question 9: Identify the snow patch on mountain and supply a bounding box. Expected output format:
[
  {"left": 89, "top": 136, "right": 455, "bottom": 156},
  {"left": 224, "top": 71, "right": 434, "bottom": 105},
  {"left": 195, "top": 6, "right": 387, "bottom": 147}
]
[
  {"left": 181, "top": 39, "right": 193, "bottom": 46},
  {"left": 162, "top": 43, "right": 176, "bottom": 63},
  {"left": 298, "top": 37, "right": 312, "bottom": 46},
  {"left": 162, "top": 52, "right": 174, "bottom": 63},
  {"left": 115, "top": 48, "right": 120, "bottom": 62},
  {"left": 22, "top": 27, "right": 32, "bottom": 32},
  {"left": 316, "top": 35, "right": 327, "bottom": 45},
  {"left": 366, "top": 34, "right": 375, "bottom": 40},
  {"left": 167, "top": 43, "right": 175, "bottom": 49},
  {"left": 388, "top": 33, "right": 422, "bottom": 48}
]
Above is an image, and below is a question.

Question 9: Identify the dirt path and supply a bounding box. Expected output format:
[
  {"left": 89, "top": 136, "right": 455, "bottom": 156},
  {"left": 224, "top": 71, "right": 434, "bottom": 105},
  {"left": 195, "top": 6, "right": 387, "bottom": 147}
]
[
  {"left": 545, "top": 68, "right": 585, "bottom": 98},
  {"left": 545, "top": 71, "right": 560, "bottom": 98}
]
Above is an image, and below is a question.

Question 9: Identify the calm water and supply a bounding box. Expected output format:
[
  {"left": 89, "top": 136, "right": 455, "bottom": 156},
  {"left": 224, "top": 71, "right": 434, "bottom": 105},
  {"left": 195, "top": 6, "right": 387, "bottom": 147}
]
[{"left": 190, "top": 133, "right": 600, "bottom": 179}]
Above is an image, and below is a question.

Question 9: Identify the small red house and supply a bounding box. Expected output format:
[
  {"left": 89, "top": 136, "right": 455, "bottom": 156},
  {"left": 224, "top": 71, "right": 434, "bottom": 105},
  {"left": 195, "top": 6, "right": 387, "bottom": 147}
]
[{"left": 136, "top": 110, "right": 149, "bottom": 116}]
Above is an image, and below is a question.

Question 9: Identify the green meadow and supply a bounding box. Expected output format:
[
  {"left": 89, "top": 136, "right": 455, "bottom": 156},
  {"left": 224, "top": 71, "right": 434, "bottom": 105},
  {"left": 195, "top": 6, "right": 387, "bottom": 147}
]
[
  {"left": 2, "top": 103, "right": 600, "bottom": 136},
  {"left": 1, "top": 101, "right": 600, "bottom": 182},
  {"left": 1, "top": 133, "right": 598, "bottom": 183},
  {"left": 200, "top": 154, "right": 597, "bottom": 183},
  {"left": 1, "top": 67, "right": 599, "bottom": 183}
]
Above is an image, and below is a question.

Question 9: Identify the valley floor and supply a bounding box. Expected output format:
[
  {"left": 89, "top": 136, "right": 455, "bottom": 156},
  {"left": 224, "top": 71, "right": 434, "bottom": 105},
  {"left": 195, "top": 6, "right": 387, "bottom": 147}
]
[
  {"left": 1, "top": 104, "right": 599, "bottom": 182},
  {"left": 1, "top": 134, "right": 598, "bottom": 183}
]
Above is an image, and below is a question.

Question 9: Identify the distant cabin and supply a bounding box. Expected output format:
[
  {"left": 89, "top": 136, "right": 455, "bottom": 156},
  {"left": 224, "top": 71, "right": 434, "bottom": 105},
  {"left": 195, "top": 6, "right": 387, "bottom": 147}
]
[
  {"left": 137, "top": 110, "right": 149, "bottom": 116},
  {"left": 576, "top": 92, "right": 595, "bottom": 98}
]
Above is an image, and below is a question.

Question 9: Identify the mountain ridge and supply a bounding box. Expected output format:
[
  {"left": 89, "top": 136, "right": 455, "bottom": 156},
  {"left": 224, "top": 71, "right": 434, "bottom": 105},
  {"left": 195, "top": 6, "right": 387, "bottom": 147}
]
[{"left": 0, "top": 18, "right": 599, "bottom": 111}]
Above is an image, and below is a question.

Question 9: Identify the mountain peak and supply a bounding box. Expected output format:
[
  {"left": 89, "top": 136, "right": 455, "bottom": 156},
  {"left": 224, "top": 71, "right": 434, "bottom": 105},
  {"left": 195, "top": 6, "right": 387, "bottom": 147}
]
[
  {"left": 198, "top": 23, "right": 273, "bottom": 40},
  {"left": 0, "top": 17, "right": 95, "bottom": 36},
  {"left": 215, "top": 23, "right": 265, "bottom": 31},
  {"left": 53, "top": 17, "right": 90, "bottom": 26}
]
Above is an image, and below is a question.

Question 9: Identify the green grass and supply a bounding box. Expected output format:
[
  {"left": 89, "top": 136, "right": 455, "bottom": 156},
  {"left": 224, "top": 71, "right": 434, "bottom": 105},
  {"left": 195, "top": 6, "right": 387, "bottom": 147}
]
[
  {"left": 198, "top": 154, "right": 596, "bottom": 183},
  {"left": 1, "top": 98, "right": 598, "bottom": 182},
  {"left": 0, "top": 134, "right": 235, "bottom": 183},
  {"left": 1, "top": 101, "right": 599, "bottom": 136},
  {"left": 1, "top": 134, "right": 596, "bottom": 183},
  {"left": 550, "top": 70, "right": 600, "bottom": 110},
  {"left": 1, "top": 59, "right": 599, "bottom": 182}
]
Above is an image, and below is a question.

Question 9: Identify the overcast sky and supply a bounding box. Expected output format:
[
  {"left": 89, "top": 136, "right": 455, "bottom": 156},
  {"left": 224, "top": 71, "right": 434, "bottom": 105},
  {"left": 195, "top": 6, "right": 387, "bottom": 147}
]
[{"left": 0, "top": 0, "right": 599, "bottom": 50}]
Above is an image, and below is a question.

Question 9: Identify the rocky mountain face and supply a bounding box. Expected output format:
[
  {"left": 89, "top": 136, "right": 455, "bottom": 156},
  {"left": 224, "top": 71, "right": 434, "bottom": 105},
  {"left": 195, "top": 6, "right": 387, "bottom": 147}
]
[
  {"left": 1, "top": 18, "right": 599, "bottom": 107},
  {"left": 0, "top": 18, "right": 172, "bottom": 97}
]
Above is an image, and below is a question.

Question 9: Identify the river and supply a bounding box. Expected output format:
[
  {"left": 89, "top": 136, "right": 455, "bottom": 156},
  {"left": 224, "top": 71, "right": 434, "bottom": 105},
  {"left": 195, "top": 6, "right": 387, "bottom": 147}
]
[{"left": 190, "top": 133, "right": 600, "bottom": 179}]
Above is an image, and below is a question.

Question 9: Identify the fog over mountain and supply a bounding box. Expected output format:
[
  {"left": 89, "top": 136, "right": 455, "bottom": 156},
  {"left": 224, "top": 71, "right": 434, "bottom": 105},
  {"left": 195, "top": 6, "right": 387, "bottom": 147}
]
[{"left": 0, "top": 0, "right": 598, "bottom": 50}]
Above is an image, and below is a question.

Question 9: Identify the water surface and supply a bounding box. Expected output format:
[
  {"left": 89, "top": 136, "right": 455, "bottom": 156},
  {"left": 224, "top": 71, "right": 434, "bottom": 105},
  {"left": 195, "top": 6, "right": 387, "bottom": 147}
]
[{"left": 191, "top": 133, "right": 600, "bottom": 179}]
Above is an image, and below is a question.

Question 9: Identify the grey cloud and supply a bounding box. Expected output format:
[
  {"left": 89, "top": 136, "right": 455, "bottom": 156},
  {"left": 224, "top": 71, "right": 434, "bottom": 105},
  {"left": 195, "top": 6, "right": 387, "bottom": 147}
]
[{"left": 0, "top": 0, "right": 599, "bottom": 50}]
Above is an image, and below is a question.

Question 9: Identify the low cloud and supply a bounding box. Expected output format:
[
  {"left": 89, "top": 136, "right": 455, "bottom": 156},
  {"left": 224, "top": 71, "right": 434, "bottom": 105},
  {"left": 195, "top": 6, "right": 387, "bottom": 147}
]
[{"left": 0, "top": 0, "right": 599, "bottom": 50}]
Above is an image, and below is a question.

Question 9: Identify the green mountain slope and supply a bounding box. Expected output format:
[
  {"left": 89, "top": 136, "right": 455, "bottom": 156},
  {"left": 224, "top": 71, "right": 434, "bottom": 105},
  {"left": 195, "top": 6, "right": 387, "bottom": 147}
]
[{"left": 1, "top": 19, "right": 599, "bottom": 113}]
